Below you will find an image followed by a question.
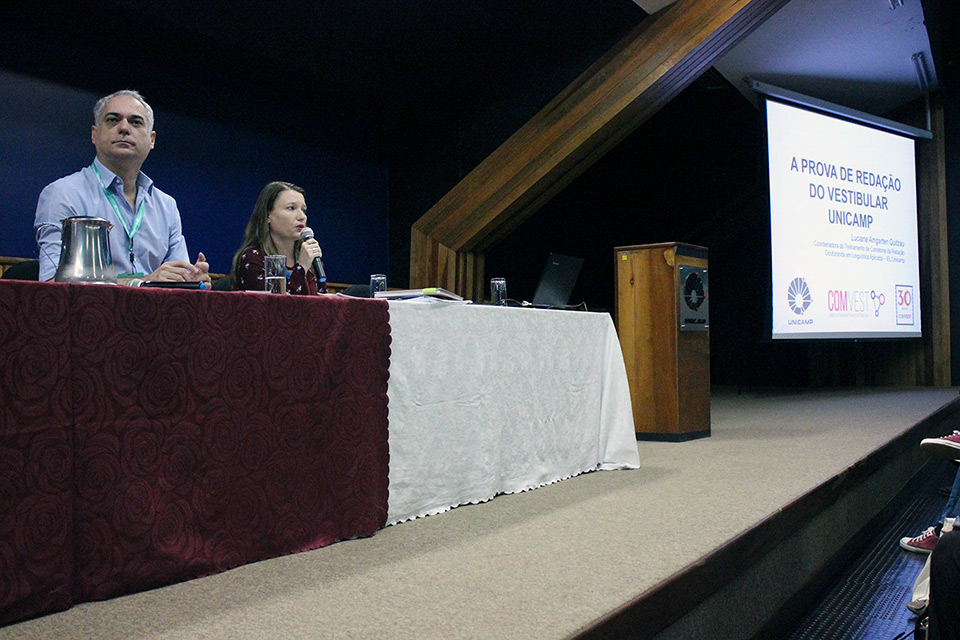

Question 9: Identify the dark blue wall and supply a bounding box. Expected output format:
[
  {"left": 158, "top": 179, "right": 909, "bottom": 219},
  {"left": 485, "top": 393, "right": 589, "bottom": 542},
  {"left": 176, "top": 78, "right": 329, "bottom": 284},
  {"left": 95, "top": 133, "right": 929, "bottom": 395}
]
[{"left": 0, "top": 70, "right": 389, "bottom": 284}]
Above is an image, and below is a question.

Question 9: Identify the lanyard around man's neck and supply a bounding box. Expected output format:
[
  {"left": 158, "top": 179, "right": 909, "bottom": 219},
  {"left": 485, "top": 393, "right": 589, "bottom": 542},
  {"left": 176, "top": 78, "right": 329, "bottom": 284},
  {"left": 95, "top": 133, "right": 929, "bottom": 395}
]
[{"left": 91, "top": 161, "right": 145, "bottom": 267}]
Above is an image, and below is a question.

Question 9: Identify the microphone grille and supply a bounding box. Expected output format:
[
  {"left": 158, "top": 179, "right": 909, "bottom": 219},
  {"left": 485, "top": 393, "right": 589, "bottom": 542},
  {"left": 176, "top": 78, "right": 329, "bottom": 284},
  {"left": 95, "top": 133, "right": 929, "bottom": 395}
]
[{"left": 300, "top": 227, "right": 314, "bottom": 241}]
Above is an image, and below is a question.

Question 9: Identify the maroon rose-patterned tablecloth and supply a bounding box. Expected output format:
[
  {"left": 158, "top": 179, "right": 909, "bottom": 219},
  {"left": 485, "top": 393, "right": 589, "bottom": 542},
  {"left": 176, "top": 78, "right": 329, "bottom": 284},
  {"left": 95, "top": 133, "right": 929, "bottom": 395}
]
[{"left": 0, "top": 280, "right": 391, "bottom": 625}]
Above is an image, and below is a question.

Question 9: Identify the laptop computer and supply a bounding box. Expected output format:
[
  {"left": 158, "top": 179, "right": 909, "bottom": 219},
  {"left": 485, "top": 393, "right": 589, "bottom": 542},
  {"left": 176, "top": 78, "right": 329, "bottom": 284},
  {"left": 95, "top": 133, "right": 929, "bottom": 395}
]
[{"left": 530, "top": 253, "right": 583, "bottom": 308}]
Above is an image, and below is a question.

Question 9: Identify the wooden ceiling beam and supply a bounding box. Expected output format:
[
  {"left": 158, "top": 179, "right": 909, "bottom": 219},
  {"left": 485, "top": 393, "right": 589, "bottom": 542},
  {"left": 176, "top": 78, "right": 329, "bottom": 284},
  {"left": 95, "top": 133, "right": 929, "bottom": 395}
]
[{"left": 410, "top": 0, "right": 790, "bottom": 292}]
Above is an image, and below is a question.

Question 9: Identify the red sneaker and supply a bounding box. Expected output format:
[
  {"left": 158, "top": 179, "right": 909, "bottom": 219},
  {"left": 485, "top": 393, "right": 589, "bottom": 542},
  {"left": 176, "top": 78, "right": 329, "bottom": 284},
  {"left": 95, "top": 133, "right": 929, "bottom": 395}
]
[
  {"left": 899, "top": 525, "right": 941, "bottom": 554},
  {"left": 921, "top": 431, "right": 960, "bottom": 460}
]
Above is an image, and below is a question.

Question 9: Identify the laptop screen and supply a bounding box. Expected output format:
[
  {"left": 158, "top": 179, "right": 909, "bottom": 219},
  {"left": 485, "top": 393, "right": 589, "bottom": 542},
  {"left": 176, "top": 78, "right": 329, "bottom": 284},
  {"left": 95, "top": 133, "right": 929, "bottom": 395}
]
[{"left": 531, "top": 253, "right": 583, "bottom": 307}]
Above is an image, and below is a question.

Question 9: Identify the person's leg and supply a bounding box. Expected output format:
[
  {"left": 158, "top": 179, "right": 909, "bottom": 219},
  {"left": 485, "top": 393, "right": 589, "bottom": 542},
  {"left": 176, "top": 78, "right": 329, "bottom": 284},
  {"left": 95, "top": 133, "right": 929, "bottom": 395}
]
[
  {"left": 900, "top": 467, "right": 958, "bottom": 553},
  {"left": 927, "top": 529, "right": 960, "bottom": 640},
  {"left": 902, "top": 451, "right": 960, "bottom": 554},
  {"left": 901, "top": 439, "right": 960, "bottom": 553},
  {"left": 939, "top": 464, "right": 960, "bottom": 522}
]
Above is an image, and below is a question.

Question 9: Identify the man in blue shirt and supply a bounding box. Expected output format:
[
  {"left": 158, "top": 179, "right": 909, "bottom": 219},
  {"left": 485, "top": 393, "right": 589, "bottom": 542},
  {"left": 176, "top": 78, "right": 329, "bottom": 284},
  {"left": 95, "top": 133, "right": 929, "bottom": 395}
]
[{"left": 34, "top": 89, "right": 210, "bottom": 284}]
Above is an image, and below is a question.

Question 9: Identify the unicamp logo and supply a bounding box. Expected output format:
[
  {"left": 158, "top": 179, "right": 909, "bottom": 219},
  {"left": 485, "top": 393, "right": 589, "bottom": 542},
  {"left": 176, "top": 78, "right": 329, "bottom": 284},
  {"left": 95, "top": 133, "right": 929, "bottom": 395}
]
[{"left": 787, "top": 277, "right": 812, "bottom": 315}]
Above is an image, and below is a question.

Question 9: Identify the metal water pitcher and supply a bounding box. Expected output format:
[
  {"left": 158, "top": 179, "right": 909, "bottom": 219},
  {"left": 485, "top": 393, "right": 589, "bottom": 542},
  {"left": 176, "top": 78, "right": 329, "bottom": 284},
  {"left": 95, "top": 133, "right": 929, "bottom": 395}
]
[{"left": 41, "top": 216, "right": 118, "bottom": 284}]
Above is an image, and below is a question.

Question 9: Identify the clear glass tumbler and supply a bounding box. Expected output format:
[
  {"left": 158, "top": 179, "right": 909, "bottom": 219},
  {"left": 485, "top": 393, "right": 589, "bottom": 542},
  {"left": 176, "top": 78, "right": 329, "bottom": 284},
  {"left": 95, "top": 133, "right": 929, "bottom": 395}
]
[
  {"left": 370, "top": 274, "right": 387, "bottom": 296},
  {"left": 490, "top": 278, "right": 507, "bottom": 306},
  {"left": 265, "top": 255, "right": 287, "bottom": 294}
]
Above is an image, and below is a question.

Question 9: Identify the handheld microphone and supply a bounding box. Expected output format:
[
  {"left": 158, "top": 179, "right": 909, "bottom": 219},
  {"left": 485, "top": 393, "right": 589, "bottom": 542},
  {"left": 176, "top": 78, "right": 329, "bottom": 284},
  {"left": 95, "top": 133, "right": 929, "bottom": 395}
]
[{"left": 299, "top": 227, "right": 326, "bottom": 282}]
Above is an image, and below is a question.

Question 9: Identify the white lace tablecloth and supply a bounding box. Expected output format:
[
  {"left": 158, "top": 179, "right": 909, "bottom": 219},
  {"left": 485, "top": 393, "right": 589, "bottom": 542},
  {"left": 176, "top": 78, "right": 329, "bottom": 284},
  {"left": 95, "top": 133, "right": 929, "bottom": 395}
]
[{"left": 386, "top": 301, "right": 641, "bottom": 525}]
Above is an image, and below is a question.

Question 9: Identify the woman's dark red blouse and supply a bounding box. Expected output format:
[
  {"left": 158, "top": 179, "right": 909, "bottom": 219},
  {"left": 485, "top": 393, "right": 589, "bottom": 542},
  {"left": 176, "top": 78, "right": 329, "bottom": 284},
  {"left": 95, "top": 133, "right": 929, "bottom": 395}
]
[{"left": 236, "top": 246, "right": 327, "bottom": 295}]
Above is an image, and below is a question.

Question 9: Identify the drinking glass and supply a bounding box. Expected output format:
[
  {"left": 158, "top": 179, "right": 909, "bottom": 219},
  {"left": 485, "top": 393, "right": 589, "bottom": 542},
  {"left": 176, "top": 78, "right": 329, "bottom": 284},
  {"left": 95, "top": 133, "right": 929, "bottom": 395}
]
[
  {"left": 490, "top": 278, "right": 507, "bottom": 306},
  {"left": 370, "top": 274, "right": 387, "bottom": 296},
  {"left": 265, "top": 255, "right": 287, "bottom": 294}
]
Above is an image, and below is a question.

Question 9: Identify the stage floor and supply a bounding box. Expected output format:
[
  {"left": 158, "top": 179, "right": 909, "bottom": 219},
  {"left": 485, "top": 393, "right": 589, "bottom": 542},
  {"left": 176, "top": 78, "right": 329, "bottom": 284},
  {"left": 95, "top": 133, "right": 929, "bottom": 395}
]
[{"left": 3, "top": 387, "right": 957, "bottom": 639}]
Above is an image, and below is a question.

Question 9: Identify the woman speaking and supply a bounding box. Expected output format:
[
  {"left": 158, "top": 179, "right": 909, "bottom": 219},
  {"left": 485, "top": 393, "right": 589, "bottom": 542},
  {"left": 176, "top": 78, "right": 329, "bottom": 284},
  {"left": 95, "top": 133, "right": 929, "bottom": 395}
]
[{"left": 231, "top": 181, "right": 326, "bottom": 294}]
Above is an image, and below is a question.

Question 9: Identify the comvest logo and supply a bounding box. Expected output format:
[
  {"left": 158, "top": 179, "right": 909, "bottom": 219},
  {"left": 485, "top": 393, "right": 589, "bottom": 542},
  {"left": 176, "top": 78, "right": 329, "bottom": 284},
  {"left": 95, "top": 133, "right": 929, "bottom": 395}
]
[{"left": 787, "top": 277, "right": 812, "bottom": 315}]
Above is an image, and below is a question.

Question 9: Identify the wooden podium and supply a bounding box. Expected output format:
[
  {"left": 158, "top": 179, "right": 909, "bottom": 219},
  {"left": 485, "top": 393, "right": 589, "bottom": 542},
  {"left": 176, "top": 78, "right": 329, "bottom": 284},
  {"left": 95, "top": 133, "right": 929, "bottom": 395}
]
[{"left": 615, "top": 243, "right": 710, "bottom": 441}]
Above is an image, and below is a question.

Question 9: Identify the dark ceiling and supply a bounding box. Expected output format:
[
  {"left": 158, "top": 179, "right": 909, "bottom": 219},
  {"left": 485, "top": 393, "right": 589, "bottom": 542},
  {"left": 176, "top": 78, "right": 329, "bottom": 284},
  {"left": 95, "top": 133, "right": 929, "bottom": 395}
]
[
  {"left": 0, "top": 1, "right": 646, "bottom": 156},
  {"left": 8, "top": 1, "right": 952, "bottom": 162},
  {"left": 119, "top": 0, "right": 646, "bottom": 110}
]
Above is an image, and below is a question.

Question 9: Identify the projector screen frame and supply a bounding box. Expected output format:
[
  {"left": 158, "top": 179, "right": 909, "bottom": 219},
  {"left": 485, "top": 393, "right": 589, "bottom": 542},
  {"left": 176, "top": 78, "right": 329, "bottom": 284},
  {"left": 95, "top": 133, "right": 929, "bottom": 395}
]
[
  {"left": 749, "top": 79, "right": 932, "bottom": 140},
  {"left": 753, "top": 82, "right": 928, "bottom": 343}
]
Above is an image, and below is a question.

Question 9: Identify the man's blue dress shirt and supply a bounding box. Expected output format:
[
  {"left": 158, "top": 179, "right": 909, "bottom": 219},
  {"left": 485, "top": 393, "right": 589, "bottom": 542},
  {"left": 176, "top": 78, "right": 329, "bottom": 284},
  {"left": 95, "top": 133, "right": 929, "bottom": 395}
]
[{"left": 34, "top": 157, "right": 189, "bottom": 281}]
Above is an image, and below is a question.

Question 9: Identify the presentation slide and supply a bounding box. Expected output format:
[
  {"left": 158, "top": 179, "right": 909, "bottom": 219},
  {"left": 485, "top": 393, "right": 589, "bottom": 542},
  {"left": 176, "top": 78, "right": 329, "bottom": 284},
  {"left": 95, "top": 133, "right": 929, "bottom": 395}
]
[{"left": 766, "top": 99, "right": 920, "bottom": 340}]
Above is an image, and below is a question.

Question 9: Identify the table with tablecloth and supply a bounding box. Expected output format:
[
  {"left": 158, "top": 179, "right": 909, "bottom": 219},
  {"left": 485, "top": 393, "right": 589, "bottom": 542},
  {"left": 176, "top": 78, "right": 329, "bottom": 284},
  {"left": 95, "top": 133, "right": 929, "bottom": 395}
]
[
  {"left": 0, "top": 283, "right": 638, "bottom": 626},
  {"left": 385, "top": 300, "right": 639, "bottom": 525},
  {"left": 0, "top": 281, "right": 391, "bottom": 625}
]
